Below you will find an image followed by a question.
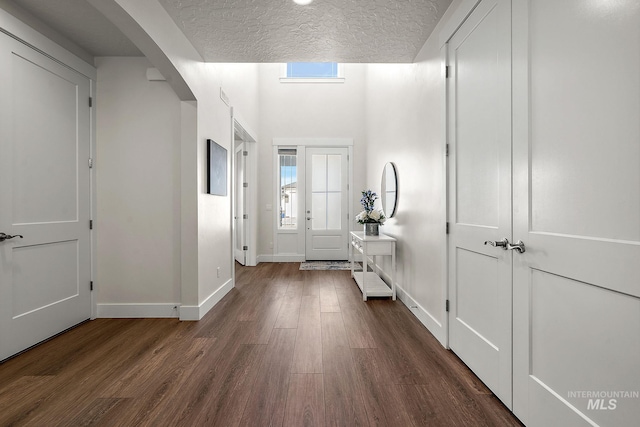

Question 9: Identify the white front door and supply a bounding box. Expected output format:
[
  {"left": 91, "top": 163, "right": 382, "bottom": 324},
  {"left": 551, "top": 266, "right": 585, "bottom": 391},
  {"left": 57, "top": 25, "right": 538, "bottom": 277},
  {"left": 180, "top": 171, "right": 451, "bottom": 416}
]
[
  {"left": 447, "top": 0, "right": 513, "bottom": 407},
  {"left": 0, "top": 34, "right": 92, "bottom": 361},
  {"left": 512, "top": 1, "right": 640, "bottom": 425},
  {"left": 305, "top": 147, "right": 349, "bottom": 260},
  {"left": 234, "top": 143, "right": 246, "bottom": 265}
]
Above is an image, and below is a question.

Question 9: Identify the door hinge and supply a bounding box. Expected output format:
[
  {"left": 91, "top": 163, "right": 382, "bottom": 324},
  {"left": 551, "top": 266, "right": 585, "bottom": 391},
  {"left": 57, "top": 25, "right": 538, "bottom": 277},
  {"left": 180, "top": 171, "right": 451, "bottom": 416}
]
[
  {"left": 445, "top": 144, "right": 450, "bottom": 157},
  {"left": 88, "top": 157, "right": 93, "bottom": 168},
  {"left": 89, "top": 219, "right": 93, "bottom": 230},
  {"left": 243, "top": 182, "right": 248, "bottom": 188},
  {"left": 445, "top": 65, "right": 450, "bottom": 78},
  {"left": 347, "top": 154, "right": 350, "bottom": 161},
  {"left": 89, "top": 97, "right": 93, "bottom": 107},
  {"left": 90, "top": 281, "right": 94, "bottom": 291},
  {"left": 347, "top": 184, "right": 349, "bottom": 191},
  {"left": 243, "top": 150, "right": 248, "bottom": 156},
  {"left": 446, "top": 299, "right": 450, "bottom": 312},
  {"left": 242, "top": 214, "right": 248, "bottom": 219},
  {"left": 242, "top": 245, "right": 248, "bottom": 251},
  {"left": 446, "top": 222, "right": 449, "bottom": 234}
]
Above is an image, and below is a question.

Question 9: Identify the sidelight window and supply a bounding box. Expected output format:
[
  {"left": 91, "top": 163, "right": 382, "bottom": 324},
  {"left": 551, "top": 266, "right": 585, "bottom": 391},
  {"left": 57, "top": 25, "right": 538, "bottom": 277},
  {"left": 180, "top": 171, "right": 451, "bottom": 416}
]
[{"left": 278, "top": 148, "right": 298, "bottom": 229}]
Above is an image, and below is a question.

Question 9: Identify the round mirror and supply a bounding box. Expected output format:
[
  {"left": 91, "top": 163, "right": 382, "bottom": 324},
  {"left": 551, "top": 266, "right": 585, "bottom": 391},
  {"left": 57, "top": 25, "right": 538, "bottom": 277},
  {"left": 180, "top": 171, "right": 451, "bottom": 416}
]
[{"left": 381, "top": 162, "right": 398, "bottom": 218}]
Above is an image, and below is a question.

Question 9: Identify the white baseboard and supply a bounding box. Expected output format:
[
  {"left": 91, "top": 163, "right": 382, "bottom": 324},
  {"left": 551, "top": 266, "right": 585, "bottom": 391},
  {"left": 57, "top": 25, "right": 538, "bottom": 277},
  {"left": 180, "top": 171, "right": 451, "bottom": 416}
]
[
  {"left": 97, "top": 303, "right": 179, "bottom": 318},
  {"left": 257, "top": 254, "right": 305, "bottom": 263},
  {"left": 180, "top": 278, "right": 233, "bottom": 321},
  {"left": 395, "top": 284, "right": 446, "bottom": 346},
  {"left": 258, "top": 254, "right": 362, "bottom": 263},
  {"left": 370, "top": 260, "right": 447, "bottom": 348}
]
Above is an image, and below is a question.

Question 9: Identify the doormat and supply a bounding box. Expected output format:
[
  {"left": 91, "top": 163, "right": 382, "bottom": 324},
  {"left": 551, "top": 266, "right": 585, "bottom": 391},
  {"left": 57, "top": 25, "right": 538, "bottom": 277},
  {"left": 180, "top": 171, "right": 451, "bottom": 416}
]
[{"left": 299, "top": 261, "right": 362, "bottom": 271}]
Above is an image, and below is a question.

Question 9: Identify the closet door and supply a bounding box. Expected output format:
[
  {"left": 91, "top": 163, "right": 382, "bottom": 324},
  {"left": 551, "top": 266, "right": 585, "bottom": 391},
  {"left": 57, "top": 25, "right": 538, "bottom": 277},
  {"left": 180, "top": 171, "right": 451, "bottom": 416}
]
[
  {"left": 0, "top": 33, "right": 92, "bottom": 361},
  {"left": 512, "top": 1, "right": 640, "bottom": 425},
  {"left": 447, "top": 0, "right": 513, "bottom": 408}
]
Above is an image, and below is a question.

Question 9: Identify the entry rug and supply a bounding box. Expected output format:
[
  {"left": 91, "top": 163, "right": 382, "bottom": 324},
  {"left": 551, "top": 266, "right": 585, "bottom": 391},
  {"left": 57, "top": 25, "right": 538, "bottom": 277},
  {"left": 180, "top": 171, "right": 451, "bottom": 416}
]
[{"left": 299, "top": 261, "right": 363, "bottom": 271}]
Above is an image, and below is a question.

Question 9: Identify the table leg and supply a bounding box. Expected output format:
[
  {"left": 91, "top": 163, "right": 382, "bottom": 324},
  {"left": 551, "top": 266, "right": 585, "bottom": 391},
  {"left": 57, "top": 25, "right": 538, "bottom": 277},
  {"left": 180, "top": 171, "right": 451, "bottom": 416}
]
[
  {"left": 392, "top": 241, "right": 396, "bottom": 301},
  {"left": 362, "top": 244, "right": 367, "bottom": 301},
  {"left": 350, "top": 238, "right": 354, "bottom": 278}
]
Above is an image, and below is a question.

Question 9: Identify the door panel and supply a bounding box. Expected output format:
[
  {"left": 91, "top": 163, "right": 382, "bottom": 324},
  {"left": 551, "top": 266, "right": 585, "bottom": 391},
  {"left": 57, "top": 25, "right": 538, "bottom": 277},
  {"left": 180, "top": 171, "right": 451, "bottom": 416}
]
[
  {"left": 512, "top": 0, "right": 640, "bottom": 425},
  {"left": 456, "top": 248, "right": 499, "bottom": 345},
  {"left": 448, "top": 0, "right": 512, "bottom": 407},
  {"left": 0, "top": 34, "right": 91, "bottom": 361},
  {"left": 305, "top": 148, "right": 348, "bottom": 260},
  {"left": 12, "top": 240, "right": 79, "bottom": 317},
  {"left": 12, "top": 55, "right": 80, "bottom": 224}
]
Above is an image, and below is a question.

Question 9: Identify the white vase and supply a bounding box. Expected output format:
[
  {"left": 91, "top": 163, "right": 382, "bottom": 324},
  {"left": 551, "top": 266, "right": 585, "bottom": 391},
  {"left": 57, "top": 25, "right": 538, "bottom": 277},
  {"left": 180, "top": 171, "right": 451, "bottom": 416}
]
[{"left": 364, "top": 223, "right": 379, "bottom": 236}]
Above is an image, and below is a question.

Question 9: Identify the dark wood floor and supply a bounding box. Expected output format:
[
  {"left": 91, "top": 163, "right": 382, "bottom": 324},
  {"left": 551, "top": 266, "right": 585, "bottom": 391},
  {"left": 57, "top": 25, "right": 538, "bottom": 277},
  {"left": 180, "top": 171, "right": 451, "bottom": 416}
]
[{"left": 0, "top": 262, "right": 523, "bottom": 426}]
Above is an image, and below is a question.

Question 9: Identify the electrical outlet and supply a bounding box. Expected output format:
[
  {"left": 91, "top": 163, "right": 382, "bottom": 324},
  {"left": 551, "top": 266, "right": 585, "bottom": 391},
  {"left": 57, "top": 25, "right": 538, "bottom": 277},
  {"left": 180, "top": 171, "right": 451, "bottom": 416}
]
[{"left": 217, "top": 267, "right": 221, "bottom": 278}]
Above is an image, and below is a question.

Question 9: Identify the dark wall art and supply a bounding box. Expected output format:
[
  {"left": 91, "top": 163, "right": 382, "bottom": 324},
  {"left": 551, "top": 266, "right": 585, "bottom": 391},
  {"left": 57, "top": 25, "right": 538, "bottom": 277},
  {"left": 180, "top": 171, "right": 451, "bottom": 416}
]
[{"left": 207, "top": 139, "right": 227, "bottom": 196}]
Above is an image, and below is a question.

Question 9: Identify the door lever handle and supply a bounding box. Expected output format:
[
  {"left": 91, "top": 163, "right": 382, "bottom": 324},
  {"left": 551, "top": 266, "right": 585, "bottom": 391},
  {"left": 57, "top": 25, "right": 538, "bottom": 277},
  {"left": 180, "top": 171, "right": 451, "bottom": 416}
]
[
  {"left": 507, "top": 240, "right": 526, "bottom": 254},
  {"left": 484, "top": 238, "right": 509, "bottom": 249},
  {"left": 0, "top": 232, "right": 24, "bottom": 242}
]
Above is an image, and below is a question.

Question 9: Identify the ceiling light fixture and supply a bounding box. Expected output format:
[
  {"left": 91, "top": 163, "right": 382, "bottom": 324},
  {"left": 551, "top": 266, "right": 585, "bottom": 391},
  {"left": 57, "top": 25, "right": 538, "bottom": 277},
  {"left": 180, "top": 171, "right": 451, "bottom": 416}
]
[{"left": 293, "top": 0, "right": 314, "bottom": 5}]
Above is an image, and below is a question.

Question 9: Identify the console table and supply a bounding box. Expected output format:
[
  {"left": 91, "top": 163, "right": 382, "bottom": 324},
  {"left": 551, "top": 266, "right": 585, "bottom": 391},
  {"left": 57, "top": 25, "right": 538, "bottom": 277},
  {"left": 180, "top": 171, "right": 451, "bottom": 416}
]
[{"left": 350, "top": 231, "right": 396, "bottom": 301}]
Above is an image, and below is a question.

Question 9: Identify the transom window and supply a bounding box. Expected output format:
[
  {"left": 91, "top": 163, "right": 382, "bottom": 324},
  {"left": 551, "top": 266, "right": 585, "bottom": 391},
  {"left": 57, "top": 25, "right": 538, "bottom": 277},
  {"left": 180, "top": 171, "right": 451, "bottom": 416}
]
[
  {"left": 281, "top": 63, "right": 345, "bottom": 83},
  {"left": 286, "top": 62, "right": 339, "bottom": 78}
]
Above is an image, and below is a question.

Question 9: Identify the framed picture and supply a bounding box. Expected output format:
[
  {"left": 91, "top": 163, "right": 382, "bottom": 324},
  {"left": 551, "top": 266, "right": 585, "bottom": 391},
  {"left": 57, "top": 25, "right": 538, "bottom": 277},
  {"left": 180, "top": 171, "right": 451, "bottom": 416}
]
[{"left": 207, "top": 139, "right": 227, "bottom": 196}]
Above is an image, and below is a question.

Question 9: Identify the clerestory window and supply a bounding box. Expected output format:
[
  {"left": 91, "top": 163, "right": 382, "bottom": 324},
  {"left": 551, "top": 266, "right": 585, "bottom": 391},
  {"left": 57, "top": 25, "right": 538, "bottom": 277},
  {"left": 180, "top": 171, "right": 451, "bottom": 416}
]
[{"left": 280, "top": 62, "right": 345, "bottom": 83}]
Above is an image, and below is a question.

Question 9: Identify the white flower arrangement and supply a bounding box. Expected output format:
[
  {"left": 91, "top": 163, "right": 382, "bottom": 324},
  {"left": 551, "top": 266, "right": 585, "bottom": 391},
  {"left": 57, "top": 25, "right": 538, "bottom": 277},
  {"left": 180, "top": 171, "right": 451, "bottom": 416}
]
[
  {"left": 356, "top": 209, "right": 386, "bottom": 224},
  {"left": 356, "top": 190, "right": 386, "bottom": 225}
]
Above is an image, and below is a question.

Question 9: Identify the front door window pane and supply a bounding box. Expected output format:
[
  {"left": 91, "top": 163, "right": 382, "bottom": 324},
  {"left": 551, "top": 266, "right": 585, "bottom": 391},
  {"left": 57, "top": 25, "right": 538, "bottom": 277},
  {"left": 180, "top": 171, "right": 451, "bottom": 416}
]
[
  {"left": 327, "top": 155, "right": 341, "bottom": 191},
  {"left": 326, "top": 192, "right": 342, "bottom": 230},
  {"left": 312, "top": 154, "right": 327, "bottom": 192}
]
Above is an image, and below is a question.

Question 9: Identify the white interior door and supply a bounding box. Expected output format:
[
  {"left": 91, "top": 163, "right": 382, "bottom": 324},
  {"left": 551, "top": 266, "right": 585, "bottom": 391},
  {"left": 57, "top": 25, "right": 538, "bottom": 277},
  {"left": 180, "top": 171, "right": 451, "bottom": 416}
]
[
  {"left": 305, "top": 147, "right": 348, "bottom": 260},
  {"left": 512, "top": 1, "right": 640, "bottom": 425},
  {"left": 234, "top": 143, "right": 246, "bottom": 265},
  {"left": 0, "top": 34, "right": 92, "bottom": 361},
  {"left": 447, "top": 0, "right": 513, "bottom": 407}
]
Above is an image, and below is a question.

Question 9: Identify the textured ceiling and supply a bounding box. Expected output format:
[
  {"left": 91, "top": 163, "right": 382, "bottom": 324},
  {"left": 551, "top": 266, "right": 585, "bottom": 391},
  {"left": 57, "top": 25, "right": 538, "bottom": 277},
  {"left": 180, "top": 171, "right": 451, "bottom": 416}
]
[
  {"left": 3, "top": 0, "right": 453, "bottom": 63},
  {"left": 157, "top": 0, "right": 453, "bottom": 63},
  {"left": 4, "top": 0, "right": 142, "bottom": 57}
]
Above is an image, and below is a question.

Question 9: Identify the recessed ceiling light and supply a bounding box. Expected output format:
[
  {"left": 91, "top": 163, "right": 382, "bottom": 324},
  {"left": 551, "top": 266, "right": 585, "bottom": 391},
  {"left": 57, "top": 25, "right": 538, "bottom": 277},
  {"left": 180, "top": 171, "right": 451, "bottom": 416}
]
[{"left": 293, "top": 0, "right": 314, "bottom": 5}]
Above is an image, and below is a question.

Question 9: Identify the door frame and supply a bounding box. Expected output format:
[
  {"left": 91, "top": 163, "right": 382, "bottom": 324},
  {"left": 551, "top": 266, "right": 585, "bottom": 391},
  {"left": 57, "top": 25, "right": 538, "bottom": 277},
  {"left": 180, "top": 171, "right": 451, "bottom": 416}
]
[
  {"left": 230, "top": 114, "right": 258, "bottom": 287},
  {"left": 234, "top": 141, "right": 247, "bottom": 265},
  {"left": 271, "top": 138, "right": 353, "bottom": 262}
]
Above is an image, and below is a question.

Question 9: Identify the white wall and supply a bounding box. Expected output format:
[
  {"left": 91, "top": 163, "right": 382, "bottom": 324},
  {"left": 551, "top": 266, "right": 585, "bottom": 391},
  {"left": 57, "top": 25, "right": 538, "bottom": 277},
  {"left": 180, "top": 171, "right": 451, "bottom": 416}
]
[
  {"left": 365, "top": 61, "right": 448, "bottom": 344},
  {"left": 193, "top": 62, "right": 259, "bottom": 314},
  {"left": 257, "top": 63, "right": 367, "bottom": 260},
  {"left": 91, "top": 2, "right": 260, "bottom": 319},
  {"left": 93, "top": 0, "right": 260, "bottom": 319},
  {"left": 95, "top": 57, "right": 182, "bottom": 315},
  {"left": 363, "top": 0, "right": 470, "bottom": 346}
]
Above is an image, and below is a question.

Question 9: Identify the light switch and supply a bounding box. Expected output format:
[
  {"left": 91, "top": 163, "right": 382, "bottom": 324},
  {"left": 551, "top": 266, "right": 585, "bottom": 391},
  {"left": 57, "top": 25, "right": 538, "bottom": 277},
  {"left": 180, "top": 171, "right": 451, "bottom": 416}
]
[{"left": 266, "top": 204, "right": 272, "bottom": 211}]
